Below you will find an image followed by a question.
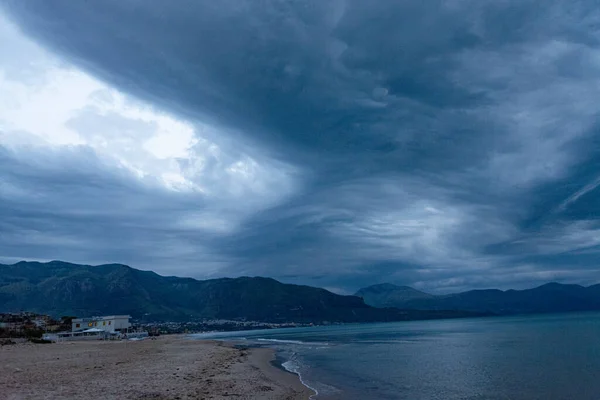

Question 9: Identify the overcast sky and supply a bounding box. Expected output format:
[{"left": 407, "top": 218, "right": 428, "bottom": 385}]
[{"left": 1, "top": 1, "right": 600, "bottom": 294}]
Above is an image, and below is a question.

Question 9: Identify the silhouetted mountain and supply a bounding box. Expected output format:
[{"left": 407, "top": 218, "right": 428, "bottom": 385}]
[
  {"left": 355, "top": 283, "right": 434, "bottom": 308},
  {"left": 356, "top": 282, "right": 600, "bottom": 315},
  {"left": 0, "top": 261, "right": 481, "bottom": 322}
]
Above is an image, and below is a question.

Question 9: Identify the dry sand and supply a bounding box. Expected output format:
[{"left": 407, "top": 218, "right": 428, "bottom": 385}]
[{"left": 0, "top": 336, "right": 313, "bottom": 400}]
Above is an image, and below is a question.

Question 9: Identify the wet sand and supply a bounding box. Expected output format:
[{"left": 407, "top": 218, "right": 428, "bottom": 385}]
[{"left": 0, "top": 336, "right": 313, "bottom": 399}]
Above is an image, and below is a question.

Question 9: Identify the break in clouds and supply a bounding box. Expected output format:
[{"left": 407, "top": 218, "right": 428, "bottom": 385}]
[{"left": 1, "top": 0, "right": 600, "bottom": 293}]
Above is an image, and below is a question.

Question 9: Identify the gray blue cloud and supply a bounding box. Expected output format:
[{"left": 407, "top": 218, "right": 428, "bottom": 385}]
[{"left": 1, "top": 0, "right": 600, "bottom": 293}]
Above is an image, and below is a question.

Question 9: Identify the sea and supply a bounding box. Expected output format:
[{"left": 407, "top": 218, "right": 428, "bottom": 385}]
[{"left": 192, "top": 312, "right": 600, "bottom": 399}]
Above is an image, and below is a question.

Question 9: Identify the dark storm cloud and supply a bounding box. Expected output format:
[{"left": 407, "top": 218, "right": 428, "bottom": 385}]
[
  {"left": 2, "top": 0, "right": 600, "bottom": 292},
  {"left": 0, "top": 144, "right": 234, "bottom": 276}
]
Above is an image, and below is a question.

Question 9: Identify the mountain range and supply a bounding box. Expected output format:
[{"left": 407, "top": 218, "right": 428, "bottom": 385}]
[
  {"left": 4, "top": 261, "right": 597, "bottom": 323},
  {"left": 356, "top": 282, "right": 600, "bottom": 315},
  {"left": 0, "top": 261, "right": 478, "bottom": 323}
]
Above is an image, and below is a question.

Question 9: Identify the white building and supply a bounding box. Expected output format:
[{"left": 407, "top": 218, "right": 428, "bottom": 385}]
[{"left": 72, "top": 315, "right": 131, "bottom": 333}]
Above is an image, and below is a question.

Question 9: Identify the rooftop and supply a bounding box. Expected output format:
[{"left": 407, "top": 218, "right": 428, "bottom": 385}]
[{"left": 73, "top": 315, "right": 131, "bottom": 322}]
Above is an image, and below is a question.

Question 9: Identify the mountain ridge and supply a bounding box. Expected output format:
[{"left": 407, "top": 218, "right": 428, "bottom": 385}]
[
  {"left": 355, "top": 283, "right": 434, "bottom": 308},
  {"left": 356, "top": 281, "right": 600, "bottom": 314},
  {"left": 0, "top": 261, "right": 481, "bottom": 323}
]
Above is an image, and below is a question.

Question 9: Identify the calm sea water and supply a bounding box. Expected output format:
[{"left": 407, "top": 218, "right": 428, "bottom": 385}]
[{"left": 193, "top": 312, "right": 600, "bottom": 399}]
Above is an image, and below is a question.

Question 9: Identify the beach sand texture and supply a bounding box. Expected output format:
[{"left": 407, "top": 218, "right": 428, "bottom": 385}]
[{"left": 0, "top": 336, "right": 312, "bottom": 399}]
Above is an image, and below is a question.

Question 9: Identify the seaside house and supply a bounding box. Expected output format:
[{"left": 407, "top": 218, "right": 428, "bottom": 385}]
[
  {"left": 46, "top": 315, "right": 150, "bottom": 342},
  {"left": 72, "top": 315, "right": 131, "bottom": 334},
  {"left": 46, "top": 315, "right": 132, "bottom": 342}
]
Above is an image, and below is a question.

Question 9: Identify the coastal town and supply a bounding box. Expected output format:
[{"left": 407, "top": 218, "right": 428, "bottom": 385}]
[
  {"left": 0, "top": 312, "right": 140, "bottom": 343},
  {"left": 1, "top": 311, "right": 311, "bottom": 345},
  {"left": 0, "top": 312, "right": 67, "bottom": 343}
]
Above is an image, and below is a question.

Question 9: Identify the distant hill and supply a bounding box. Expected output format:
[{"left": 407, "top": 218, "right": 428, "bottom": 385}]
[
  {"left": 355, "top": 283, "right": 434, "bottom": 308},
  {"left": 0, "top": 261, "right": 481, "bottom": 323},
  {"left": 356, "top": 282, "right": 600, "bottom": 315}
]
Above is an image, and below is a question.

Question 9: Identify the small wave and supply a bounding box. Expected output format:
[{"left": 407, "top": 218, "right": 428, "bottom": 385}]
[
  {"left": 282, "top": 359, "right": 319, "bottom": 399},
  {"left": 358, "top": 339, "right": 417, "bottom": 344},
  {"left": 257, "top": 338, "right": 305, "bottom": 344},
  {"left": 255, "top": 338, "right": 331, "bottom": 347},
  {"left": 192, "top": 337, "right": 248, "bottom": 342}
]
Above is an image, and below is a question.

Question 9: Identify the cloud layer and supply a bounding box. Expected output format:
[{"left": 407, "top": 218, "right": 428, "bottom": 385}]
[{"left": 1, "top": 0, "right": 600, "bottom": 293}]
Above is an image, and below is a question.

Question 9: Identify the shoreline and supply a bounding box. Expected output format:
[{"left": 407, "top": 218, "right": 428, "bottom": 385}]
[
  {"left": 212, "top": 340, "right": 318, "bottom": 399},
  {"left": 246, "top": 345, "right": 317, "bottom": 399},
  {"left": 0, "top": 335, "right": 313, "bottom": 399},
  {"left": 270, "top": 351, "right": 319, "bottom": 399}
]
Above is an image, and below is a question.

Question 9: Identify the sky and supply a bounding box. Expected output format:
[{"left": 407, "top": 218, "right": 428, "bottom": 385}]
[{"left": 1, "top": 1, "right": 600, "bottom": 294}]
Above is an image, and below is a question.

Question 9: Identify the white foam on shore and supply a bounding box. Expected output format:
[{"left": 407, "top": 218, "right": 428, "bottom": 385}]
[
  {"left": 282, "top": 359, "right": 319, "bottom": 399},
  {"left": 256, "top": 338, "right": 330, "bottom": 347},
  {"left": 257, "top": 338, "right": 305, "bottom": 344},
  {"left": 192, "top": 335, "right": 329, "bottom": 397}
]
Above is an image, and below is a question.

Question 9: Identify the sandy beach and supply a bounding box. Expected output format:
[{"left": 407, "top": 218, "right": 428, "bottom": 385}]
[{"left": 0, "top": 336, "right": 313, "bottom": 400}]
